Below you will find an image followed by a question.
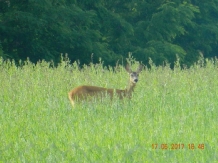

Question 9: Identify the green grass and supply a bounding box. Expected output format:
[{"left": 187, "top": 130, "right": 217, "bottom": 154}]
[{"left": 0, "top": 58, "right": 217, "bottom": 162}]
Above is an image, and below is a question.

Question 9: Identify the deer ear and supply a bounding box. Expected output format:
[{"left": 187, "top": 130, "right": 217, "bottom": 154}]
[
  {"left": 125, "top": 64, "right": 132, "bottom": 73},
  {"left": 137, "top": 65, "right": 143, "bottom": 73}
]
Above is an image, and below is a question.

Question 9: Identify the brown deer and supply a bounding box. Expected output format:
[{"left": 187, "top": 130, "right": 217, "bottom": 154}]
[{"left": 68, "top": 64, "right": 143, "bottom": 107}]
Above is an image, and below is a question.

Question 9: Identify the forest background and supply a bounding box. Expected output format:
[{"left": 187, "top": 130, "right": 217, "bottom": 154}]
[{"left": 0, "top": 0, "right": 218, "bottom": 67}]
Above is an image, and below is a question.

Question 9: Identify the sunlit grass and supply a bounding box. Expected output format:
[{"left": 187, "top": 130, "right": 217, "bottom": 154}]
[{"left": 0, "top": 57, "right": 217, "bottom": 162}]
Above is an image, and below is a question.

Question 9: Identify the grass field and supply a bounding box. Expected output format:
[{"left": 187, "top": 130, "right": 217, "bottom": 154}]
[{"left": 0, "top": 57, "right": 217, "bottom": 162}]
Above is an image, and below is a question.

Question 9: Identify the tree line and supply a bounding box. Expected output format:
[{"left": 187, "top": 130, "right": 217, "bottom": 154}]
[{"left": 0, "top": 0, "right": 218, "bottom": 67}]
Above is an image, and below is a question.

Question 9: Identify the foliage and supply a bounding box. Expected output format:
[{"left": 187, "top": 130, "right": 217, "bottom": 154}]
[
  {"left": 0, "top": 0, "right": 218, "bottom": 66},
  {"left": 131, "top": 1, "right": 199, "bottom": 66}
]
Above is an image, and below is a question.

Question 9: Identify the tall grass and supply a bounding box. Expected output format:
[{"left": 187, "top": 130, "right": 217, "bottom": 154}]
[{"left": 0, "top": 57, "right": 217, "bottom": 162}]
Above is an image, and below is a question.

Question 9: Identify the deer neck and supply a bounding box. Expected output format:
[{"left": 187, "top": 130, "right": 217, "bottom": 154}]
[{"left": 125, "top": 82, "right": 136, "bottom": 97}]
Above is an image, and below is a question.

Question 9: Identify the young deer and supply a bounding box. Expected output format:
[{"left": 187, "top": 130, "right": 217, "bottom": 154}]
[{"left": 68, "top": 64, "right": 143, "bottom": 107}]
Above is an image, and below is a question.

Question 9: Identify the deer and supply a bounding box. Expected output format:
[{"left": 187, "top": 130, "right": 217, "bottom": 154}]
[{"left": 68, "top": 64, "right": 143, "bottom": 107}]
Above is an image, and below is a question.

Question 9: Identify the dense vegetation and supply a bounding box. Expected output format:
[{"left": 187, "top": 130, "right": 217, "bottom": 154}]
[
  {"left": 1, "top": 0, "right": 218, "bottom": 66},
  {"left": 0, "top": 57, "right": 217, "bottom": 162}
]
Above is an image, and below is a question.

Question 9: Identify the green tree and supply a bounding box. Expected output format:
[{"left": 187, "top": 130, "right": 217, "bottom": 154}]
[
  {"left": 0, "top": 0, "right": 134, "bottom": 65},
  {"left": 179, "top": 0, "right": 218, "bottom": 65},
  {"left": 1, "top": 0, "right": 218, "bottom": 67},
  {"left": 129, "top": 1, "right": 199, "bottom": 66}
]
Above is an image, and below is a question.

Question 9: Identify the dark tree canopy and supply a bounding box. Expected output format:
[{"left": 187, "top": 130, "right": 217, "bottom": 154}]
[{"left": 1, "top": 0, "right": 218, "bottom": 66}]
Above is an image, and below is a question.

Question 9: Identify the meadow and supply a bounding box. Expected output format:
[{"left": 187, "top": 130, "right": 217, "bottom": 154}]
[{"left": 0, "top": 57, "right": 217, "bottom": 162}]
